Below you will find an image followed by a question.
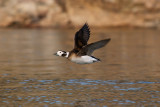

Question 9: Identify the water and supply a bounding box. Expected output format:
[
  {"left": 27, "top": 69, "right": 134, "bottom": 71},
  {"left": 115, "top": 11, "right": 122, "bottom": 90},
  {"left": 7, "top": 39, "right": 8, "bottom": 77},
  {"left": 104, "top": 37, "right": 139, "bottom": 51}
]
[{"left": 0, "top": 28, "right": 160, "bottom": 107}]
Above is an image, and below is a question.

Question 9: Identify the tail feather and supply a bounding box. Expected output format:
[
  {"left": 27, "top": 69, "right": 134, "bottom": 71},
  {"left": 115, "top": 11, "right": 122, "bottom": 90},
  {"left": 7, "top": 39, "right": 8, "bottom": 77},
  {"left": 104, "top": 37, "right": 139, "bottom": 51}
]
[{"left": 91, "top": 56, "right": 101, "bottom": 62}]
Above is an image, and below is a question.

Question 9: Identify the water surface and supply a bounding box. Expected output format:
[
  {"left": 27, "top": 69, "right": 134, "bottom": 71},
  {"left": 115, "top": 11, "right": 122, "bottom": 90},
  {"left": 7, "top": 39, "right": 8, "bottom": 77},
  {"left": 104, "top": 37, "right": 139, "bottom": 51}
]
[{"left": 0, "top": 28, "right": 160, "bottom": 107}]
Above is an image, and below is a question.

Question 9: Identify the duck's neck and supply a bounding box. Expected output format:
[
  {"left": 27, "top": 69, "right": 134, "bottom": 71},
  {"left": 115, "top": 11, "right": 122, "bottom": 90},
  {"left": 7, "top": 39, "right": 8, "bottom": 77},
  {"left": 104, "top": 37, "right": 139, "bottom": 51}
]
[{"left": 65, "top": 52, "right": 69, "bottom": 58}]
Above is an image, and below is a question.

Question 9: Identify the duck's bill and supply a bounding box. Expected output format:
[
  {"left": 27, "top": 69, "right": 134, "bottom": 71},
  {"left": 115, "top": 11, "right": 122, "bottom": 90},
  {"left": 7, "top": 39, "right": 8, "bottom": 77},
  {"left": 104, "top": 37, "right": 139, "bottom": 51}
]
[{"left": 54, "top": 53, "right": 58, "bottom": 56}]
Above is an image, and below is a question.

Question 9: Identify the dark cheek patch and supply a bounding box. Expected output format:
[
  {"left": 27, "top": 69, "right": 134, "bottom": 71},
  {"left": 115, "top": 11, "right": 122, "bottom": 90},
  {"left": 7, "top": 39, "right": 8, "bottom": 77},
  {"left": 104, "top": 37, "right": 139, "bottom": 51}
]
[{"left": 62, "top": 53, "right": 67, "bottom": 57}]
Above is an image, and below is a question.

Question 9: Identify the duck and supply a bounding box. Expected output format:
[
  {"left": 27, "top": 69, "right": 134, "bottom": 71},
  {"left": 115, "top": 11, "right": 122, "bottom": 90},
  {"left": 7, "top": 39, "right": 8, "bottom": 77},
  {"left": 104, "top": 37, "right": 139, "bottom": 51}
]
[{"left": 54, "top": 23, "right": 111, "bottom": 64}]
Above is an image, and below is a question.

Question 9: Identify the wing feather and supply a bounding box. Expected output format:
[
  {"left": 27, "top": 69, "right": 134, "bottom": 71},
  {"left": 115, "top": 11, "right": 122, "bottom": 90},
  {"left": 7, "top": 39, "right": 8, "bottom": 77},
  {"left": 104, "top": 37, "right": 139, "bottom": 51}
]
[
  {"left": 74, "top": 23, "right": 90, "bottom": 50},
  {"left": 78, "top": 38, "right": 111, "bottom": 56}
]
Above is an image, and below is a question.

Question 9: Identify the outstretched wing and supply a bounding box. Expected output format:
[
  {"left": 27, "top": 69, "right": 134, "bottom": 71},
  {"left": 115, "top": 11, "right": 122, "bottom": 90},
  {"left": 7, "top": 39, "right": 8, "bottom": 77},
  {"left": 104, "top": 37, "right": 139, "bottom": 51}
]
[
  {"left": 74, "top": 23, "right": 90, "bottom": 51},
  {"left": 78, "top": 38, "right": 111, "bottom": 56}
]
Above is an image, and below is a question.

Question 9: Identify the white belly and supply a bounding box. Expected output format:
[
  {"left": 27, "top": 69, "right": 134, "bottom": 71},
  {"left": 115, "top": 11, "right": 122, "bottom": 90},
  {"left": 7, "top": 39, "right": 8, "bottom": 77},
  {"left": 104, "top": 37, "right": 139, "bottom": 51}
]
[{"left": 71, "top": 55, "right": 99, "bottom": 64}]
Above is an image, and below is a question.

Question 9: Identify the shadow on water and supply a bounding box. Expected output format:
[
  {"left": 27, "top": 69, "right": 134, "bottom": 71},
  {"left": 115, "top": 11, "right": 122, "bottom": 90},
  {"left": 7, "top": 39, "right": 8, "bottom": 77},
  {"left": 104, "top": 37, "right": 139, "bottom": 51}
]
[{"left": 0, "top": 29, "right": 160, "bottom": 106}]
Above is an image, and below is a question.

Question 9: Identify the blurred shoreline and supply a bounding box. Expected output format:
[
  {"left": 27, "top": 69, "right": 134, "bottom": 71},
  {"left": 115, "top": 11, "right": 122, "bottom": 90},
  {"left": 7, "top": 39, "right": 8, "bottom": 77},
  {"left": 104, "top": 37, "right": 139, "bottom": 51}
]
[{"left": 0, "top": 0, "right": 160, "bottom": 29}]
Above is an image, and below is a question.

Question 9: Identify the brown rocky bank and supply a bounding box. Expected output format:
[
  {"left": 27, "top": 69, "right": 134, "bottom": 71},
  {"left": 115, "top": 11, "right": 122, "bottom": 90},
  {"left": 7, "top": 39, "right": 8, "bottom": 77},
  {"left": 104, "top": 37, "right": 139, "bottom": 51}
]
[{"left": 0, "top": 0, "right": 160, "bottom": 28}]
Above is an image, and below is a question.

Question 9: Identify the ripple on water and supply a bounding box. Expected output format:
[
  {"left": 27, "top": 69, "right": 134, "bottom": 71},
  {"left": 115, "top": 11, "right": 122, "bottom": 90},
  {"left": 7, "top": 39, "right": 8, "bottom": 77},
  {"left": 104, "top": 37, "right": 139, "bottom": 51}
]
[
  {"left": 116, "top": 87, "right": 142, "bottom": 91},
  {"left": 1, "top": 78, "right": 160, "bottom": 106},
  {"left": 14, "top": 78, "right": 160, "bottom": 86}
]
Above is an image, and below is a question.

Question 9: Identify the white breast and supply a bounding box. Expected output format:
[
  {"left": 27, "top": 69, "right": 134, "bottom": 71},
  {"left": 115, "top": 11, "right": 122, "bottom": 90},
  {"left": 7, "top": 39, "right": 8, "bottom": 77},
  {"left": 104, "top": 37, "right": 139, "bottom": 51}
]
[{"left": 71, "top": 55, "right": 99, "bottom": 64}]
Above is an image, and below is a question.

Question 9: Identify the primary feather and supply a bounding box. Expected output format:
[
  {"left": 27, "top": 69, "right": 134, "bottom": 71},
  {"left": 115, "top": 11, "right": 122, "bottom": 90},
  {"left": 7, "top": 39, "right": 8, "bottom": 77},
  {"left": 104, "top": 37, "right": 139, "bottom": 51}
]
[{"left": 74, "top": 23, "right": 90, "bottom": 50}]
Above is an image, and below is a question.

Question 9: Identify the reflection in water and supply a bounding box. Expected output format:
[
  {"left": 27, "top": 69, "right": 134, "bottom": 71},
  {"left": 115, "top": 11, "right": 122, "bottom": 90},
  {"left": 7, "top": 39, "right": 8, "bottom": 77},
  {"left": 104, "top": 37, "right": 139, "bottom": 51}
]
[{"left": 0, "top": 29, "right": 160, "bottom": 106}]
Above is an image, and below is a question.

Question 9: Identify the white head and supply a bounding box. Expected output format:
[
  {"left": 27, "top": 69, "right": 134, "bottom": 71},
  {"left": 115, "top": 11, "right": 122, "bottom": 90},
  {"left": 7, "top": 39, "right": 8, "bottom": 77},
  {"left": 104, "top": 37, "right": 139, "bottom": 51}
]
[{"left": 54, "top": 51, "right": 69, "bottom": 57}]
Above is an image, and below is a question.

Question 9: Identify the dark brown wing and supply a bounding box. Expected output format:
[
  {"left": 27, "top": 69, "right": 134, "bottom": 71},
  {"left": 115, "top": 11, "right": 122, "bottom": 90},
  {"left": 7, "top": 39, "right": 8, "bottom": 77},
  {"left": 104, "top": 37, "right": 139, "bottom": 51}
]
[
  {"left": 74, "top": 23, "right": 90, "bottom": 51},
  {"left": 77, "top": 38, "right": 111, "bottom": 56}
]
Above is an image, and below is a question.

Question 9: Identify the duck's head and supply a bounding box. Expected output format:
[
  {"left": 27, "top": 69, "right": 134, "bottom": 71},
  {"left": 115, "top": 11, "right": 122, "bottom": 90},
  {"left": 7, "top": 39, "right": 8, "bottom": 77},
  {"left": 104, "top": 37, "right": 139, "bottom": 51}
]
[{"left": 54, "top": 51, "right": 68, "bottom": 57}]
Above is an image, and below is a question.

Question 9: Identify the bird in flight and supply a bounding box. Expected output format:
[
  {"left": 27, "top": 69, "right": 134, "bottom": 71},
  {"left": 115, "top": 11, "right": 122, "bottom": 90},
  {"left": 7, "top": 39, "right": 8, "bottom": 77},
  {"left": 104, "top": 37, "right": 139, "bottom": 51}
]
[{"left": 54, "top": 23, "right": 111, "bottom": 64}]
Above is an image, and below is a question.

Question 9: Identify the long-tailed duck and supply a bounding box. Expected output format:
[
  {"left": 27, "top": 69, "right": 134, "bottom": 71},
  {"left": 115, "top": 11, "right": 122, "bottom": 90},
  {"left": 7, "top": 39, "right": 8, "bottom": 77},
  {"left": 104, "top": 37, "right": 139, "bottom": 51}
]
[{"left": 54, "top": 23, "right": 111, "bottom": 64}]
